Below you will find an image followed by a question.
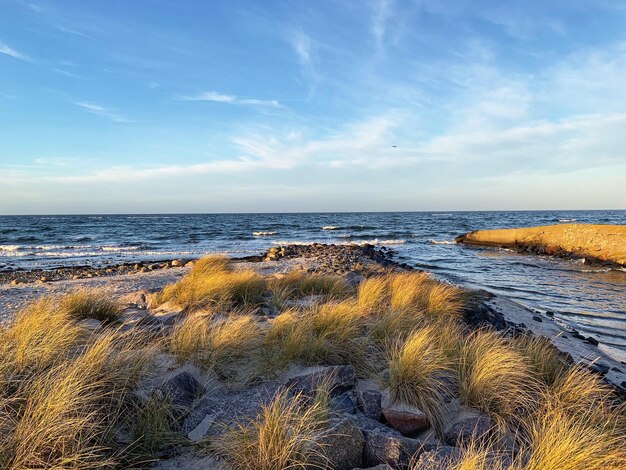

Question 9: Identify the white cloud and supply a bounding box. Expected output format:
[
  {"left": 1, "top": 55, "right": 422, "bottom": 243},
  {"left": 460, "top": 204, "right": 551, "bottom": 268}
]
[
  {"left": 371, "top": 0, "right": 393, "bottom": 50},
  {"left": 0, "top": 41, "right": 29, "bottom": 61},
  {"left": 178, "top": 91, "right": 281, "bottom": 108},
  {"left": 290, "top": 30, "right": 319, "bottom": 89},
  {"left": 74, "top": 101, "right": 133, "bottom": 123}
]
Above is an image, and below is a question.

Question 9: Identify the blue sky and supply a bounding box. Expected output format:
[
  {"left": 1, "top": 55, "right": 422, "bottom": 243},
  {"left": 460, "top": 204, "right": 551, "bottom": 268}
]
[{"left": 1, "top": 0, "right": 626, "bottom": 214}]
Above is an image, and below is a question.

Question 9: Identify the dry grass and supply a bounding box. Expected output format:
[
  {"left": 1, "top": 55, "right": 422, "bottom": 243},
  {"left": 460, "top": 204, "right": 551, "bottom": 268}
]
[
  {"left": 387, "top": 325, "right": 456, "bottom": 435},
  {"left": 514, "top": 335, "right": 567, "bottom": 386},
  {"left": 458, "top": 330, "right": 536, "bottom": 427},
  {"left": 211, "top": 388, "right": 328, "bottom": 470},
  {"left": 520, "top": 403, "right": 626, "bottom": 470},
  {"left": 156, "top": 255, "right": 267, "bottom": 311},
  {"left": 269, "top": 271, "right": 352, "bottom": 307},
  {"left": 169, "top": 312, "right": 262, "bottom": 380},
  {"left": 59, "top": 288, "right": 122, "bottom": 323},
  {"left": 265, "top": 301, "right": 367, "bottom": 371},
  {"left": 131, "top": 394, "right": 179, "bottom": 456},
  {"left": 357, "top": 275, "right": 390, "bottom": 311}
]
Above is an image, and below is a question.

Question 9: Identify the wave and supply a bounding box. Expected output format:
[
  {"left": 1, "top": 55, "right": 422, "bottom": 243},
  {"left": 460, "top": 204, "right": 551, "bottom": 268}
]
[
  {"left": 0, "top": 245, "right": 20, "bottom": 252},
  {"left": 428, "top": 239, "right": 457, "bottom": 245},
  {"left": 252, "top": 231, "right": 278, "bottom": 237},
  {"left": 322, "top": 226, "right": 340, "bottom": 230},
  {"left": 101, "top": 245, "right": 142, "bottom": 252},
  {"left": 557, "top": 218, "right": 577, "bottom": 223}
]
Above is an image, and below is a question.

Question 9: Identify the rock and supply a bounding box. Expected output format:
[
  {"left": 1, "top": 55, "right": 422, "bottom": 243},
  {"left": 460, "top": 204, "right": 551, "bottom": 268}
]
[
  {"left": 171, "top": 259, "right": 184, "bottom": 267},
  {"left": 314, "top": 418, "right": 364, "bottom": 470},
  {"left": 348, "top": 414, "right": 425, "bottom": 467},
  {"left": 159, "top": 372, "right": 205, "bottom": 419},
  {"left": 412, "top": 446, "right": 462, "bottom": 470},
  {"left": 589, "top": 363, "right": 609, "bottom": 375},
  {"left": 356, "top": 389, "right": 382, "bottom": 420},
  {"left": 382, "top": 401, "right": 429, "bottom": 436},
  {"left": 331, "top": 393, "right": 357, "bottom": 414},
  {"left": 444, "top": 415, "right": 492, "bottom": 447},
  {"left": 183, "top": 382, "right": 281, "bottom": 441},
  {"left": 585, "top": 336, "right": 599, "bottom": 346},
  {"left": 286, "top": 365, "right": 356, "bottom": 396},
  {"left": 532, "top": 315, "right": 543, "bottom": 322}
]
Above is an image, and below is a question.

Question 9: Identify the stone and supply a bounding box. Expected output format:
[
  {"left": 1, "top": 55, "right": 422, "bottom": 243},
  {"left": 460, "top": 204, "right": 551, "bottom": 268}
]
[
  {"left": 585, "top": 336, "right": 599, "bottom": 346},
  {"left": 589, "top": 363, "right": 609, "bottom": 375},
  {"left": 444, "top": 415, "right": 492, "bottom": 447},
  {"left": 356, "top": 389, "right": 382, "bottom": 420},
  {"left": 159, "top": 372, "right": 205, "bottom": 419},
  {"left": 412, "top": 446, "right": 462, "bottom": 470},
  {"left": 348, "top": 414, "right": 425, "bottom": 467},
  {"left": 331, "top": 393, "right": 357, "bottom": 414},
  {"left": 382, "top": 401, "right": 430, "bottom": 436},
  {"left": 532, "top": 315, "right": 543, "bottom": 322},
  {"left": 171, "top": 259, "right": 184, "bottom": 267},
  {"left": 314, "top": 418, "right": 364, "bottom": 470},
  {"left": 286, "top": 365, "right": 356, "bottom": 396},
  {"left": 182, "top": 382, "right": 281, "bottom": 440}
]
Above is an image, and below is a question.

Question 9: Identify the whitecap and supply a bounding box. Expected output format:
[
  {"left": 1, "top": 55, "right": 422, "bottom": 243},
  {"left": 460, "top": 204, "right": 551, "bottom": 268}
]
[
  {"left": 428, "top": 239, "right": 457, "bottom": 245},
  {"left": 322, "top": 226, "right": 340, "bottom": 230},
  {"left": 252, "top": 231, "right": 278, "bottom": 237},
  {"left": 0, "top": 245, "right": 21, "bottom": 252},
  {"left": 558, "top": 218, "right": 577, "bottom": 222}
]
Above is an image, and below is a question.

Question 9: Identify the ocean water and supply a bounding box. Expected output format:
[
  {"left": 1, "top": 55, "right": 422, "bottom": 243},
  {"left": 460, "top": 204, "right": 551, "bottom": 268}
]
[{"left": 1, "top": 211, "right": 625, "bottom": 361}]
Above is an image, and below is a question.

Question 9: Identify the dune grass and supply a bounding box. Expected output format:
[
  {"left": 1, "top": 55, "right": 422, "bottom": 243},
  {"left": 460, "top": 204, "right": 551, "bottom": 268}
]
[
  {"left": 131, "top": 394, "right": 180, "bottom": 457},
  {"left": 211, "top": 388, "right": 329, "bottom": 470},
  {"left": 155, "top": 255, "right": 267, "bottom": 311},
  {"left": 514, "top": 334, "right": 567, "bottom": 386},
  {"left": 264, "top": 301, "right": 367, "bottom": 371},
  {"left": 59, "top": 288, "right": 122, "bottom": 323},
  {"left": 457, "top": 330, "right": 536, "bottom": 428},
  {"left": 387, "top": 325, "right": 456, "bottom": 435},
  {"left": 169, "top": 312, "right": 262, "bottom": 381}
]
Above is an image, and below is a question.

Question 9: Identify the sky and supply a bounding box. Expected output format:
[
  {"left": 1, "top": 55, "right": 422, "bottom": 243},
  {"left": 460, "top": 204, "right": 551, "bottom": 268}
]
[{"left": 1, "top": 0, "right": 626, "bottom": 214}]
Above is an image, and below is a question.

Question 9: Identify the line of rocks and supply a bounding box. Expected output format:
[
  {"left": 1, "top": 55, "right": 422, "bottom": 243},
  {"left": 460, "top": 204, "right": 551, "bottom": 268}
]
[{"left": 1, "top": 259, "right": 194, "bottom": 286}]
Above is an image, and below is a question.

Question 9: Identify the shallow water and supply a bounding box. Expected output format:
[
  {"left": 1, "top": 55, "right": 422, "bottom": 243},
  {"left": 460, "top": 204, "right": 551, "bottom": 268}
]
[{"left": 1, "top": 211, "right": 625, "bottom": 361}]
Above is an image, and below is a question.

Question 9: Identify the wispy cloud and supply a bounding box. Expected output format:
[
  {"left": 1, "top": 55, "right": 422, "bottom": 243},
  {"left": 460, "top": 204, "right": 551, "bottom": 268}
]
[
  {"left": 290, "top": 30, "right": 318, "bottom": 90},
  {"left": 178, "top": 91, "right": 281, "bottom": 108},
  {"left": 74, "top": 101, "right": 133, "bottom": 123},
  {"left": 0, "top": 41, "right": 30, "bottom": 61},
  {"left": 371, "top": 0, "right": 393, "bottom": 50}
]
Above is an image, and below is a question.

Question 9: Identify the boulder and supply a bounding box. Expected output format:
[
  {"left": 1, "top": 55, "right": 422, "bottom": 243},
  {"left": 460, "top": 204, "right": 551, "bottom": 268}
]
[
  {"left": 286, "top": 365, "right": 356, "bottom": 396},
  {"left": 331, "top": 393, "right": 357, "bottom": 414},
  {"left": 183, "top": 382, "right": 281, "bottom": 441},
  {"left": 356, "top": 389, "right": 382, "bottom": 420},
  {"left": 444, "top": 414, "right": 492, "bottom": 447},
  {"left": 350, "top": 415, "right": 424, "bottom": 467},
  {"left": 159, "top": 372, "right": 205, "bottom": 419},
  {"left": 381, "top": 401, "right": 430, "bottom": 436},
  {"left": 412, "top": 446, "right": 462, "bottom": 470},
  {"left": 314, "top": 418, "right": 364, "bottom": 470}
]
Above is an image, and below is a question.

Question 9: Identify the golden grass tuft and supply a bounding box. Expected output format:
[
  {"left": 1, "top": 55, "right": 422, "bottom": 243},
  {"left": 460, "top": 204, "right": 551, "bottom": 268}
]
[
  {"left": 357, "top": 275, "right": 390, "bottom": 311},
  {"left": 270, "top": 271, "right": 352, "bottom": 300},
  {"left": 59, "top": 288, "right": 122, "bottom": 323},
  {"left": 190, "top": 254, "right": 232, "bottom": 275},
  {"left": 387, "top": 325, "right": 455, "bottom": 435},
  {"left": 211, "top": 388, "right": 328, "bottom": 470},
  {"left": 266, "top": 301, "right": 367, "bottom": 370},
  {"left": 458, "top": 330, "right": 536, "bottom": 427},
  {"left": 521, "top": 403, "right": 626, "bottom": 470},
  {"left": 131, "top": 394, "right": 180, "bottom": 456},
  {"left": 169, "top": 313, "right": 262, "bottom": 380},
  {"left": 514, "top": 335, "right": 567, "bottom": 386},
  {"left": 156, "top": 261, "right": 267, "bottom": 311}
]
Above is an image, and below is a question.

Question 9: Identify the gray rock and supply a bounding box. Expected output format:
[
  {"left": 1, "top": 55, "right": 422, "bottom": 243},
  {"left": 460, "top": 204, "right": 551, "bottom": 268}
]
[
  {"left": 159, "top": 372, "right": 205, "bottom": 419},
  {"left": 350, "top": 415, "right": 424, "bottom": 467},
  {"left": 444, "top": 415, "right": 493, "bottom": 447},
  {"left": 332, "top": 393, "right": 357, "bottom": 414},
  {"left": 314, "top": 418, "right": 364, "bottom": 470},
  {"left": 286, "top": 365, "right": 356, "bottom": 396},
  {"left": 182, "top": 382, "right": 281, "bottom": 440},
  {"left": 356, "top": 390, "right": 382, "bottom": 420},
  {"left": 412, "top": 446, "right": 462, "bottom": 470}
]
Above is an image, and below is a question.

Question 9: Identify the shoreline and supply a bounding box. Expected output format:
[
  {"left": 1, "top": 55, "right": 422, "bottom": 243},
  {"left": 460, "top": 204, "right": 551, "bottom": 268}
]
[{"left": 1, "top": 243, "right": 624, "bottom": 394}]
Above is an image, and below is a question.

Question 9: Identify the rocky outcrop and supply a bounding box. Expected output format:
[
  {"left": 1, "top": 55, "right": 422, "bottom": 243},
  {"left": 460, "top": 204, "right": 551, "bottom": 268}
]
[{"left": 456, "top": 224, "right": 626, "bottom": 266}]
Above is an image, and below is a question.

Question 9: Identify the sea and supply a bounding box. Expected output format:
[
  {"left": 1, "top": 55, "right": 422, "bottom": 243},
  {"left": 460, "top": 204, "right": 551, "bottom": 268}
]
[{"left": 1, "top": 211, "right": 625, "bottom": 361}]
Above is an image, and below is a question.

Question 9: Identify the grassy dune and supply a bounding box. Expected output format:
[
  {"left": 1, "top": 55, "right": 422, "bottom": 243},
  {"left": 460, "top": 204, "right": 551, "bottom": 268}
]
[{"left": 1, "top": 255, "right": 624, "bottom": 469}]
